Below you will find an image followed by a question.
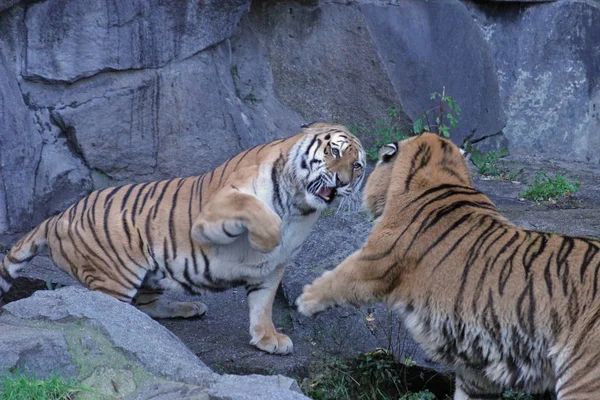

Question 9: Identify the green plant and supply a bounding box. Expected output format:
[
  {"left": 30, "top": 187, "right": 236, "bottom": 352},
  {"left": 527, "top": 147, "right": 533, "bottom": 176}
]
[
  {"left": 349, "top": 107, "right": 410, "bottom": 162},
  {"left": 502, "top": 390, "right": 535, "bottom": 400},
  {"left": 400, "top": 390, "right": 436, "bottom": 400},
  {"left": 412, "top": 87, "right": 460, "bottom": 138},
  {"left": 0, "top": 370, "right": 87, "bottom": 400},
  {"left": 520, "top": 170, "right": 580, "bottom": 202},
  {"left": 463, "top": 144, "right": 521, "bottom": 180}
]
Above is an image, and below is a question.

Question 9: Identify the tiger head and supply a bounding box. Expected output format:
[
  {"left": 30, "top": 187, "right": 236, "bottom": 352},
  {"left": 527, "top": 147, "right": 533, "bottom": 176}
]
[
  {"left": 364, "top": 133, "right": 472, "bottom": 220},
  {"left": 297, "top": 123, "right": 366, "bottom": 211}
]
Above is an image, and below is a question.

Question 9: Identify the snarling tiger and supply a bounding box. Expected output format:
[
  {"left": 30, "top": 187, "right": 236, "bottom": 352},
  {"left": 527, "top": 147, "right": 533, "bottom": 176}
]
[
  {"left": 297, "top": 133, "right": 600, "bottom": 398},
  {"left": 1, "top": 123, "right": 365, "bottom": 354}
]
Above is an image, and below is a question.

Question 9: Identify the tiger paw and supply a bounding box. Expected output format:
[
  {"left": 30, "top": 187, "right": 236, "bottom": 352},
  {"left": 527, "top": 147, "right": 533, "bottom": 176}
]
[
  {"left": 248, "top": 231, "right": 281, "bottom": 253},
  {"left": 138, "top": 300, "right": 208, "bottom": 319},
  {"left": 248, "top": 219, "right": 281, "bottom": 253},
  {"left": 296, "top": 283, "right": 332, "bottom": 317},
  {"left": 252, "top": 332, "right": 294, "bottom": 355}
]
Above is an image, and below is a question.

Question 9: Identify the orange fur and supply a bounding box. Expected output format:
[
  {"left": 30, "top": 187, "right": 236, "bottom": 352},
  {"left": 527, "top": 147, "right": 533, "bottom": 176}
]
[
  {"left": 1, "top": 123, "right": 365, "bottom": 354},
  {"left": 298, "top": 133, "right": 600, "bottom": 398}
]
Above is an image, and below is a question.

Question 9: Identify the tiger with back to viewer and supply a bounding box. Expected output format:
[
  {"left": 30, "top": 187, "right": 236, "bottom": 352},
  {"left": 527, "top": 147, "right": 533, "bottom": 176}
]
[
  {"left": 297, "top": 133, "right": 600, "bottom": 398},
  {"left": 1, "top": 122, "right": 365, "bottom": 355}
]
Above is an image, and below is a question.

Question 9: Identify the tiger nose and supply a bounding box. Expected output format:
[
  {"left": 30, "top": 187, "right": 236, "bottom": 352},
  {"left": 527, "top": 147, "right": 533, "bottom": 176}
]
[{"left": 336, "top": 175, "right": 349, "bottom": 187}]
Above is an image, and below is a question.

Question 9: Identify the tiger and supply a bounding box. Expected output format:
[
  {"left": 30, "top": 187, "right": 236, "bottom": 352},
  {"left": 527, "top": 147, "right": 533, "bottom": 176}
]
[
  {"left": 297, "top": 132, "right": 600, "bottom": 398},
  {"left": 0, "top": 122, "right": 365, "bottom": 355}
]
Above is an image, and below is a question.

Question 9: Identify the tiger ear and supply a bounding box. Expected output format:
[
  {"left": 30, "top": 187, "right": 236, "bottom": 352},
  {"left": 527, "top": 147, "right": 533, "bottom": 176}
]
[
  {"left": 458, "top": 146, "right": 471, "bottom": 163},
  {"left": 378, "top": 143, "right": 398, "bottom": 162}
]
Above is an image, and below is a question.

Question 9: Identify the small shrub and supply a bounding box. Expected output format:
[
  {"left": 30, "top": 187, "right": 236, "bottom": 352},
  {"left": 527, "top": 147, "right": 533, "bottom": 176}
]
[
  {"left": 520, "top": 171, "right": 580, "bottom": 202},
  {"left": 412, "top": 87, "right": 461, "bottom": 138},
  {"left": 503, "top": 390, "right": 535, "bottom": 400},
  {"left": 464, "top": 144, "right": 520, "bottom": 180},
  {"left": 0, "top": 370, "right": 86, "bottom": 400},
  {"left": 400, "top": 390, "right": 436, "bottom": 400},
  {"left": 350, "top": 107, "right": 409, "bottom": 162}
]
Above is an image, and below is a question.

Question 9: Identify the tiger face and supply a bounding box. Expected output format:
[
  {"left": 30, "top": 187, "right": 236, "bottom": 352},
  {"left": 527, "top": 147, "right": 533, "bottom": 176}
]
[
  {"left": 364, "top": 133, "right": 471, "bottom": 220},
  {"left": 299, "top": 123, "right": 366, "bottom": 210}
]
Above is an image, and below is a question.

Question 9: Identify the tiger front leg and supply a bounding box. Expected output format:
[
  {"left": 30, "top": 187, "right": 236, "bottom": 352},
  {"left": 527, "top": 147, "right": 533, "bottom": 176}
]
[
  {"left": 296, "top": 250, "right": 389, "bottom": 317},
  {"left": 191, "top": 188, "right": 282, "bottom": 253},
  {"left": 247, "top": 265, "right": 293, "bottom": 355}
]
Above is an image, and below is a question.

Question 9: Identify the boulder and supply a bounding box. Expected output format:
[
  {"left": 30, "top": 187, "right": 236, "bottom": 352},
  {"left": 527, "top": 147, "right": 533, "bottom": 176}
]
[
  {"left": 0, "top": 325, "right": 78, "bottom": 379},
  {"left": 0, "top": 50, "right": 41, "bottom": 240},
  {"left": 361, "top": 0, "right": 506, "bottom": 146},
  {"left": 0, "top": 287, "right": 310, "bottom": 399},
  {"left": 245, "top": 1, "right": 412, "bottom": 149},
  {"left": 466, "top": 0, "right": 600, "bottom": 162},
  {"left": 23, "top": 0, "right": 251, "bottom": 83}
]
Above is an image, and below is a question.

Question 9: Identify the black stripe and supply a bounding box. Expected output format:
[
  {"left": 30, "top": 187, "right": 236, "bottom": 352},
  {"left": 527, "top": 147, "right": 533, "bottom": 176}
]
[
  {"left": 122, "top": 211, "right": 132, "bottom": 246},
  {"left": 153, "top": 179, "right": 176, "bottom": 219},
  {"left": 104, "top": 185, "right": 124, "bottom": 207},
  {"left": 233, "top": 145, "right": 260, "bottom": 171},
  {"left": 139, "top": 181, "right": 159, "bottom": 216},
  {"left": 131, "top": 182, "right": 152, "bottom": 225},
  {"left": 403, "top": 183, "right": 480, "bottom": 211},
  {"left": 556, "top": 237, "right": 574, "bottom": 296},
  {"left": 271, "top": 155, "right": 284, "bottom": 215},
  {"left": 581, "top": 241, "right": 599, "bottom": 283},
  {"left": 415, "top": 213, "right": 472, "bottom": 266},
  {"left": 405, "top": 143, "right": 431, "bottom": 191},
  {"left": 222, "top": 222, "right": 239, "bottom": 238},
  {"left": 255, "top": 143, "right": 270, "bottom": 156},
  {"left": 544, "top": 251, "right": 555, "bottom": 298},
  {"left": 498, "top": 233, "right": 528, "bottom": 295},
  {"left": 168, "top": 180, "right": 185, "bottom": 259},
  {"left": 217, "top": 157, "right": 234, "bottom": 187},
  {"left": 304, "top": 135, "right": 318, "bottom": 156},
  {"left": 103, "top": 198, "right": 141, "bottom": 287},
  {"left": 521, "top": 233, "right": 547, "bottom": 275},
  {"left": 188, "top": 180, "right": 200, "bottom": 275},
  {"left": 90, "top": 190, "right": 102, "bottom": 226},
  {"left": 120, "top": 184, "right": 138, "bottom": 212},
  {"left": 73, "top": 220, "right": 116, "bottom": 275}
]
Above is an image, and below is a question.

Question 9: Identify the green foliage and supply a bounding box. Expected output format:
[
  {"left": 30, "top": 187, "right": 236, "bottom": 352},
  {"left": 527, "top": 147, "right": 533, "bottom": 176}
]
[
  {"left": 502, "top": 390, "right": 535, "bottom": 400},
  {"left": 349, "top": 107, "right": 409, "bottom": 162},
  {"left": 520, "top": 170, "right": 580, "bottom": 202},
  {"left": 412, "top": 88, "right": 461, "bottom": 138},
  {"left": 400, "top": 391, "right": 436, "bottom": 400},
  {"left": 303, "top": 348, "right": 448, "bottom": 400},
  {"left": 0, "top": 370, "right": 86, "bottom": 400},
  {"left": 464, "top": 144, "right": 520, "bottom": 180}
]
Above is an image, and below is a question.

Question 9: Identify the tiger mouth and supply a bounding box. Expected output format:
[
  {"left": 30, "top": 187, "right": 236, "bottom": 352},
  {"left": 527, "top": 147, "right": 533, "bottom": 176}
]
[{"left": 316, "top": 186, "right": 337, "bottom": 203}]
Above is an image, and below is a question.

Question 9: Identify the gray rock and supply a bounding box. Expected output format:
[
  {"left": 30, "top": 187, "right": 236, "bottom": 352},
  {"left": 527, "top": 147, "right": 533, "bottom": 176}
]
[
  {"left": 0, "top": 0, "right": 19, "bottom": 13},
  {"left": 246, "top": 1, "right": 413, "bottom": 149},
  {"left": 24, "top": 0, "right": 251, "bottom": 83},
  {"left": 361, "top": 0, "right": 506, "bottom": 146},
  {"left": 0, "top": 50, "right": 41, "bottom": 240},
  {"left": 127, "top": 381, "right": 209, "bottom": 400},
  {"left": 208, "top": 374, "right": 308, "bottom": 400},
  {"left": 2, "top": 287, "right": 215, "bottom": 386},
  {"left": 467, "top": 0, "right": 600, "bottom": 162},
  {"left": 0, "top": 324, "right": 78, "bottom": 379}
]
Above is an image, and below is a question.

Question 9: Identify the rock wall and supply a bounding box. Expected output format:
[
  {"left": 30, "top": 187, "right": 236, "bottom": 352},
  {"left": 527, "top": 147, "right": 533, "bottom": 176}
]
[
  {"left": 0, "top": 0, "right": 598, "bottom": 240},
  {"left": 466, "top": 0, "right": 600, "bottom": 163}
]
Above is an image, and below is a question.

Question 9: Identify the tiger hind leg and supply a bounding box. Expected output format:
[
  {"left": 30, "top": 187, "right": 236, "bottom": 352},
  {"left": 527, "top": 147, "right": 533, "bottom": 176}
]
[
  {"left": 132, "top": 287, "right": 207, "bottom": 319},
  {"left": 247, "top": 265, "right": 293, "bottom": 354}
]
